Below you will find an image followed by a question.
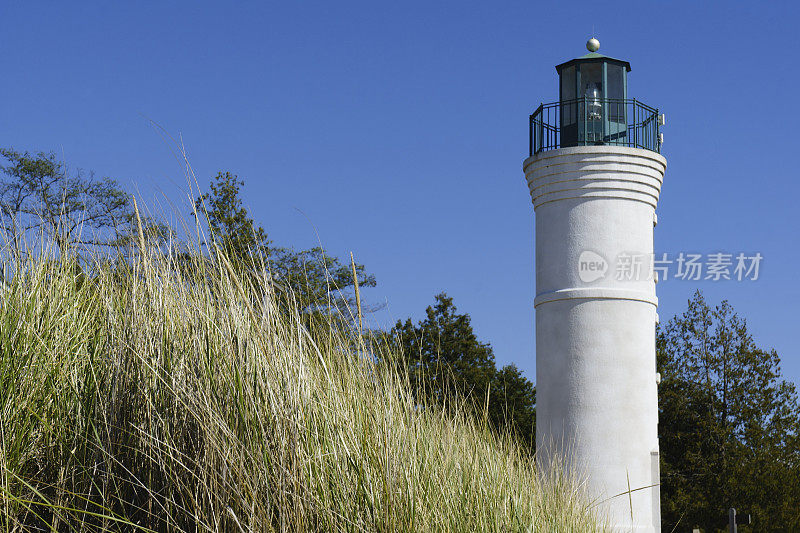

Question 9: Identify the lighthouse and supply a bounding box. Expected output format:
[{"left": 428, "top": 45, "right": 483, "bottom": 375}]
[{"left": 523, "top": 39, "right": 665, "bottom": 532}]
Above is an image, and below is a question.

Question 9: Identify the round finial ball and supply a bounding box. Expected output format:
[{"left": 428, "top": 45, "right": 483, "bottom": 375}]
[{"left": 586, "top": 38, "right": 600, "bottom": 52}]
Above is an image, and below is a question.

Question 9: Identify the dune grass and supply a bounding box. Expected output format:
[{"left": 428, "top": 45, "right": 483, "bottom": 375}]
[{"left": 0, "top": 233, "right": 605, "bottom": 531}]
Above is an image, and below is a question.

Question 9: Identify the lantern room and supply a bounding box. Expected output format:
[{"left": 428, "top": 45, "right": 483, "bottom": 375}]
[
  {"left": 528, "top": 38, "right": 662, "bottom": 155},
  {"left": 556, "top": 38, "right": 631, "bottom": 147}
]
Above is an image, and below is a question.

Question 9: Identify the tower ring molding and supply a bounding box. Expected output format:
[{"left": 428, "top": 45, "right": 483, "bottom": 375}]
[{"left": 523, "top": 146, "right": 666, "bottom": 210}]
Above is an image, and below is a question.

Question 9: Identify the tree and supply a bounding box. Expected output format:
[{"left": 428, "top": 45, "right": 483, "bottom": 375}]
[
  {"left": 269, "top": 246, "right": 376, "bottom": 315},
  {"left": 195, "top": 172, "right": 376, "bottom": 315},
  {"left": 658, "top": 291, "right": 800, "bottom": 532},
  {"left": 392, "top": 293, "right": 536, "bottom": 449},
  {"left": 491, "top": 363, "right": 537, "bottom": 449},
  {"left": 194, "top": 172, "right": 270, "bottom": 261},
  {"left": 0, "top": 148, "right": 162, "bottom": 256}
]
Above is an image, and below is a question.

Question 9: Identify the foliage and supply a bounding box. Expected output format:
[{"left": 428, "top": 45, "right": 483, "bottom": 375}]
[
  {"left": 391, "top": 293, "right": 536, "bottom": 451},
  {"left": 269, "top": 246, "right": 376, "bottom": 315},
  {"left": 195, "top": 172, "right": 375, "bottom": 315},
  {"left": 194, "top": 171, "right": 270, "bottom": 260},
  {"left": 0, "top": 148, "right": 166, "bottom": 256},
  {"left": 492, "top": 363, "right": 537, "bottom": 450},
  {"left": 658, "top": 291, "right": 800, "bottom": 532},
  {"left": 0, "top": 236, "right": 603, "bottom": 532}
]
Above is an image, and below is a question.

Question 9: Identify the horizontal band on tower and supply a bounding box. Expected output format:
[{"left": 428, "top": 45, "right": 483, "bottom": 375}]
[
  {"left": 523, "top": 146, "right": 666, "bottom": 210},
  {"left": 523, "top": 145, "right": 667, "bottom": 175},
  {"left": 532, "top": 187, "right": 661, "bottom": 209},
  {"left": 534, "top": 287, "right": 658, "bottom": 308}
]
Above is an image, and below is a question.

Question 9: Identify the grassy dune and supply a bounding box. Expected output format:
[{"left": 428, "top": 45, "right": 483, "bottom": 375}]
[{"left": 0, "top": 237, "right": 604, "bottom": 531}]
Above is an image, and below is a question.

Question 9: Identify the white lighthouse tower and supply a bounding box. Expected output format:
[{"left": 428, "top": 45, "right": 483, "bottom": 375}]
[{"left": 524, "top": 39, "right": 666, "bottom": 532}]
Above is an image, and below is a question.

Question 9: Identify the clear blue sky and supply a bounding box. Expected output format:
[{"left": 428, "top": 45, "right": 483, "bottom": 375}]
[{"left": 2, "top": 1, "right": 799, "bottom": 386}]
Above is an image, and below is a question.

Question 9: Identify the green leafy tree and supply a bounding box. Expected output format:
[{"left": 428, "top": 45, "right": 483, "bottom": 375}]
[
  {"left": 195, "top": 172, "right": 375, "bottom": 315},
  {"left": 269, "top": 246, "right": 376, "bottom": 315},
  {"left": 0, "top": 148, "right": 163, "bottom": 256},
  {"left": 658, "top": 291, "right": 800, "bottom": 532},
  {"left": 194, "top": 171, "right": 270, "bottom": 261},
  {"left": 392, "top": 293, "right": 536, "bottom": 449},
  {"left": 492, "top": 363, "right": 537, "bottom": 449}
]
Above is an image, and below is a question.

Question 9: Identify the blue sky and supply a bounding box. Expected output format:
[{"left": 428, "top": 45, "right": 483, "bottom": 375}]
[{"left": 2, "top": 1, "right": 799, "bottom": 386}]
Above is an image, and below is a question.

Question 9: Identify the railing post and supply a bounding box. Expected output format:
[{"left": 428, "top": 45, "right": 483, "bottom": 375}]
[
  {"left": 655, "top": 108, "right": 660, "bottom": 153},
  {"left": 529, "top": 114, "right": 533, "bottom": 156},
  {"left": 540, "top": 105, "right": 545, "bottom": 152}
]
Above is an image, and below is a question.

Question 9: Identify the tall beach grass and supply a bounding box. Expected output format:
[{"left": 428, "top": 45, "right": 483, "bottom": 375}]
[{"left": 0, "top": 224, "right": 605, "bottom": 531}]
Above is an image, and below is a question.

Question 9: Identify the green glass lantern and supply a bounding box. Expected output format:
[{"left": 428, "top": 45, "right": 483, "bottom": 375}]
[{"left": 556, "top": 41, "right": 631, "bottom": 147}]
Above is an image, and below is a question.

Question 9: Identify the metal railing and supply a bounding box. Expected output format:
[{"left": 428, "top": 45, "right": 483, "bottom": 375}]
[{"left": 529, "top": 97, "right": 661, "bottom": 156}]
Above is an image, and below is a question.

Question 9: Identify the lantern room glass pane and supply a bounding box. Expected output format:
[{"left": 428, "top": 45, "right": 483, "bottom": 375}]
[
  {"left": 561, "top": 66, "right": 576, "bottom": 100},
  {"left": 607, "top": 64, "right": 624, "bottom": 99},
  {"left": 580, "top": 63, "right": 602, "bottom": 98},
  {"left": 607, "top": 64, "right": 625, "bottom": 123},
  {"left": 560, "top": 65, "right": 576, "bottom": 125},
  {"left": 580, "top": 63, "right": 603, "bottom": 135}
]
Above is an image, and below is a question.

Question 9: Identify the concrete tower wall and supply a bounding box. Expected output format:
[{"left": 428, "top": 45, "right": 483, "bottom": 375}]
[{"left": 523, "top": 145, "right": 666, "bottom": 532}]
